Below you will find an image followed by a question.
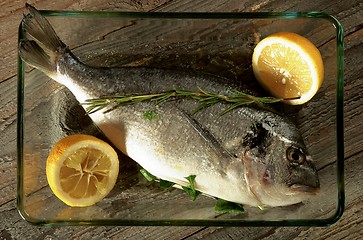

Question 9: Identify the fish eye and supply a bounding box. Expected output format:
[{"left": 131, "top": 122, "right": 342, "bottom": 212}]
[{"left": 286, "top": 147, "right": 306, "bottom": 164}]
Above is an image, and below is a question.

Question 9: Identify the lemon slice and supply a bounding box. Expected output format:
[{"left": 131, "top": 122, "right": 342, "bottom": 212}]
[
  {"left": 46, "top": 134, "right": 119, "bottom": 207},
  {"left": 252, "top": 32, "right": 324, "bottom": 105}
]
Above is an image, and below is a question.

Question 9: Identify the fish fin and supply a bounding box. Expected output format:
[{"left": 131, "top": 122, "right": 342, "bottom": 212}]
[
  {"left": 23, "top": 4, "right": 66, "bottom": 53},
  {"left": 181, "top": 110, "right": 236, "bottom": 163},
  {"left": 19, "top": 4, "right": 66, "bottom": 75},
  {"left": 19, "top": 40, "right": 56, "bottom": 76}
]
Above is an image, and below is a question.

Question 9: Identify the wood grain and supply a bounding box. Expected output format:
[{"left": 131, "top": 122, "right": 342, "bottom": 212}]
[{"left": 0, "top": 0, "right": 362, "bottom": 239}]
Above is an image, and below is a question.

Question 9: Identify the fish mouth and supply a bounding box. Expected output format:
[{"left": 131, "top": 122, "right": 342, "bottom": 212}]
[{"left": 289, "top": 184, "right": 320, "bottom": 195}]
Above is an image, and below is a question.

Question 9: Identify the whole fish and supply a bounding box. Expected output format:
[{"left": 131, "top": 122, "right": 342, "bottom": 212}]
[{"left": 19, "top": 4, "right": 319, "bottom": 208}]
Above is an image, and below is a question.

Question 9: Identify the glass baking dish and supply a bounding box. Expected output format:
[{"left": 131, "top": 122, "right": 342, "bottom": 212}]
[{"left": 17, "top": 10, "right": 344, "bottom": 226}]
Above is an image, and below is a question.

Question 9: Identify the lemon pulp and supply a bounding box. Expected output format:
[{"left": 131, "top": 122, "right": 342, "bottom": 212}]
[
  {"left": 46, "top": 134, "right": 119, "bottom": 207},
  {"left": 252, "top": 32, "right": 324, "bottom": 105}
]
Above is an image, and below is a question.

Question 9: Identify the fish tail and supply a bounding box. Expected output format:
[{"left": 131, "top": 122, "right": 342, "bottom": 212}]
[{"left": 19, "top": 3, "right": 67, "bottom": 77}]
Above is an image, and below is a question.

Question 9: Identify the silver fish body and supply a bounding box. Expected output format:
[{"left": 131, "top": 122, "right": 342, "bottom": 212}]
[{"left": 19, "top": 4, "right": 319, "bottom": 207}]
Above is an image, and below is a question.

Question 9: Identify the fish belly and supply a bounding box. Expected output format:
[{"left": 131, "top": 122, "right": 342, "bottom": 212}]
[{"left": 87, "top": 99, "right": 259, "bottom": 206}]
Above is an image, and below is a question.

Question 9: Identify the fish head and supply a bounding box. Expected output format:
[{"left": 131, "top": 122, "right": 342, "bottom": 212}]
[{"left": 242, "top": 119, "right": 320, "bottom": 207}]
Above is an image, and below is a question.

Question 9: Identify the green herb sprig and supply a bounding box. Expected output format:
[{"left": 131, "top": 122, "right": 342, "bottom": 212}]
[
  {"left": 182, "top": 175, "right": 201, "bottom": 201},
  {"left": 214, "top": 199, "right": 245, "bottom": 213},
  {"left": 143, "top": 110, "right": 160, "bottom": 121},
  {"left": 139, "top": 169, "right": 245, "bottom": 212},
  {"left": 140, "top": 169, "right": 201, "bottom": 200},
  {"left": 139, "top": 169, "right": 174, "bottom": 188},
  {"left": 83, "top": 88, "right": 296, "bottom": 115}
]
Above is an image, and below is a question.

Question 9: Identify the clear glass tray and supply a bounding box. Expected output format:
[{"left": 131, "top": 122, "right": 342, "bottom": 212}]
[{"left": 17, "top": 10, "right": 344, "bottom": 226}]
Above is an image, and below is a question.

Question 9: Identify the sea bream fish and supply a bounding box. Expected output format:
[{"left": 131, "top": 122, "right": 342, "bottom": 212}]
[{"left": 19, "top": 4, "right": 319, "bottom": 207}]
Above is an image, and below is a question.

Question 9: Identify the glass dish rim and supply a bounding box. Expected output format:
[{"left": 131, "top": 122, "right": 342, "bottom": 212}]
[{"left": 16, "top": 10, "right": 345, "bottom": 227}]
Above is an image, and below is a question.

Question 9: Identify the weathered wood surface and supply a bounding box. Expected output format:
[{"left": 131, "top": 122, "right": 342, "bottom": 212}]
[{"left": 0, "top": 0, "right": 362, "bottom": 239}]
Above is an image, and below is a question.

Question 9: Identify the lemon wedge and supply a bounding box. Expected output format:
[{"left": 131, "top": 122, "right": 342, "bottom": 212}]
[
  {"left": 46, "top": 134, "right": 119, "bottom": 207},
  {"left": 252, "top": 32, "right": 324, "bottom": 105}
]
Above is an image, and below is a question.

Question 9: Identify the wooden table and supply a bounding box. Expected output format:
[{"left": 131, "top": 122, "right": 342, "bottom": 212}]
[{"left": 1, "top": 0, "right": 362, "bottom": 239}]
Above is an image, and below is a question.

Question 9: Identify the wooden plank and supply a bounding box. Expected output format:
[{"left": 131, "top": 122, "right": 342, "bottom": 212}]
[
  {"left": 342, "top": 28, "right": 363, "bottom": 158},
  {"left": 0, "top": 0, "right": 171, "bottom": 83},
  {"left": 0, "top": 0, "right": 362, "bottom": 239}
]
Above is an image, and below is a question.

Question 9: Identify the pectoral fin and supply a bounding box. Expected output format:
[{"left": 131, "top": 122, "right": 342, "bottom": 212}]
[{"left": 181, "top": 110, "right": 236, "bottom": 171}]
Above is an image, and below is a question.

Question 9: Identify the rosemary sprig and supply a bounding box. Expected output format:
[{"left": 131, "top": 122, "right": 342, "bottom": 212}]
[{"left": 83, "top": 88, "right": 298, "bottom": 114}]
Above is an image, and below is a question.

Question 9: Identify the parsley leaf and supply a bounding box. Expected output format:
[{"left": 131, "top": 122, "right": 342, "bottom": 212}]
[
  {"left": 140, "top": 169, "right": 174, "bottom": 188},
  {"left": 182, "top": 175, "right": 201, "bottom": 201},
  {"left": 140, "top": 169, "right": 156, "bottom": 182},
  {"left": 159, "top": 179, "right": 174, "bottom": 188},
  {"left": 143, "top": 110, "right": 160, "bottom": 121},
  {"left": 214, "top": 199, "right": 245, "bottom": 213},
  {"left": 140, "top": 170, "right": 201, "bottom": 201}
]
